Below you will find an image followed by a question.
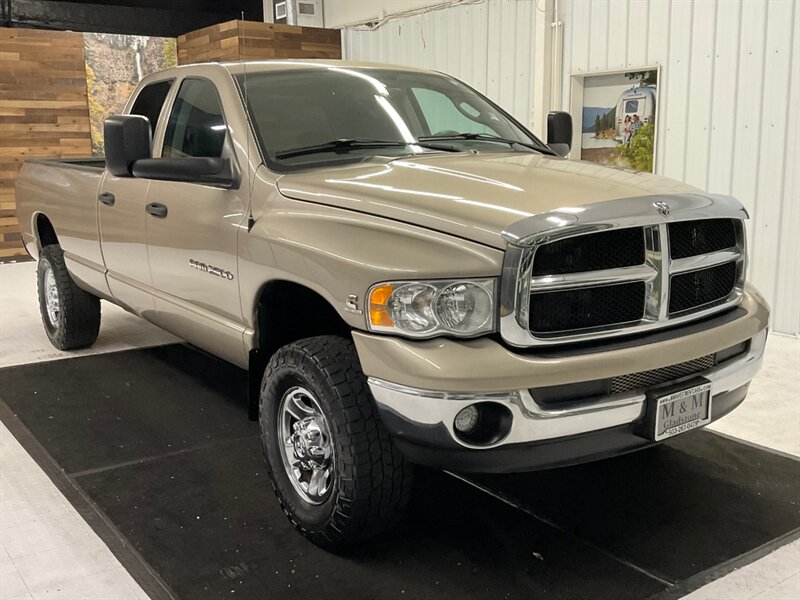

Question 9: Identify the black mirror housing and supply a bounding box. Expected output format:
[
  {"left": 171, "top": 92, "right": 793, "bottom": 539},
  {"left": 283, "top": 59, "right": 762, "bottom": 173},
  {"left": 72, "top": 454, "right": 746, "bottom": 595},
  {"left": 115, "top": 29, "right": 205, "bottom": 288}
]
[
  {"left": 547, "top": 111, "right": 573, "bottom": 158},
  {"left": 104, "top": 115, "right": 152, "bottom": 177},
  {"left": 131, "top": 157, "right": 238, "bottom": 189}
]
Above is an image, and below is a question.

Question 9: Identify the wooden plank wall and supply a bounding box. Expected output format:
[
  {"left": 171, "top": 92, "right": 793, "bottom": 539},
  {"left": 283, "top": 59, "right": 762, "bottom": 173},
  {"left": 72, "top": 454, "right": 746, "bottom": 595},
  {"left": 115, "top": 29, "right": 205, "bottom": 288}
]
[
  {"left": 177, "top": 20, "right": 341, "bottom": 64},
  {"left": 0, "top": 21, "right": 340, "bottom": 260},
  {"left": 0, "top": 27, "right": 92, "bottom": 260}
]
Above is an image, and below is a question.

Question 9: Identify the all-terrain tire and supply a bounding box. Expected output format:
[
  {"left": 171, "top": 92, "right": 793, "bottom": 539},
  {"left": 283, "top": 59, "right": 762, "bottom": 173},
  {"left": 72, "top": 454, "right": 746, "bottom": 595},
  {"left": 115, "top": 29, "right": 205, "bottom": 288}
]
[
  {"left": 37, "top": 244, "right": 101, "bottom": 350},
  {"left": 259, "top": 335, "right": 413, "bottom": 550}
]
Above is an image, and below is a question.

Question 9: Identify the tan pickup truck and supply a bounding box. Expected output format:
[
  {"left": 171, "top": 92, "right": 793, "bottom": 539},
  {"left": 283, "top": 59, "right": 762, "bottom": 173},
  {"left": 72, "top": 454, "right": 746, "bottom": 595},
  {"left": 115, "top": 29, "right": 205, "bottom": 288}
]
[{"left": 16, "top": 60, "right": 769, "bottom": 549}]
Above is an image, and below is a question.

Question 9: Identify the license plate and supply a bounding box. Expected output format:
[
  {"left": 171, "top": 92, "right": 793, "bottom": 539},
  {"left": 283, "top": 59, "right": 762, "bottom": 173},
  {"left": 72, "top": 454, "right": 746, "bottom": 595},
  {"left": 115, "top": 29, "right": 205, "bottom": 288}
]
[{"left": 653, "top": 382, "right": 712, "bottom": 441}]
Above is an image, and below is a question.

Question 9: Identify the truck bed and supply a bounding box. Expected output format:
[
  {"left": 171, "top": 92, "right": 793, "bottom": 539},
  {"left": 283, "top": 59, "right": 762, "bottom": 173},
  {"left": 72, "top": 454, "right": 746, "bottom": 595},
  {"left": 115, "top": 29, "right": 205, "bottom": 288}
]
[
  {"left": 25, "top": 158, "right": 106, "bottom": 171},
  {"left": 15, "top": 157, "right": 107, "bottom": 273}
]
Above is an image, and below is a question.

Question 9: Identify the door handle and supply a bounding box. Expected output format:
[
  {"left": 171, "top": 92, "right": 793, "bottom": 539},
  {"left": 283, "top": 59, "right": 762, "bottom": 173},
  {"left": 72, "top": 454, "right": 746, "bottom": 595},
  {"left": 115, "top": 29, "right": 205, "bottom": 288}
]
[
  {"left": 98, "top": 192, "right": 115, "bottom": 206},
  {"left": 145, "top": 202, "right": 168, "bottom": 218}
]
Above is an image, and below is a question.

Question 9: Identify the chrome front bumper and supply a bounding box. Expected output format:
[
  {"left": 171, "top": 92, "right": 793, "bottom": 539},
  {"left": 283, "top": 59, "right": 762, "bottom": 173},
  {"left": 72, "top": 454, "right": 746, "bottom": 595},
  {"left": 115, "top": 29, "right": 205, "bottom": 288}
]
[{"left": 368, "top": 329, "right": 767, "bottom": 451}]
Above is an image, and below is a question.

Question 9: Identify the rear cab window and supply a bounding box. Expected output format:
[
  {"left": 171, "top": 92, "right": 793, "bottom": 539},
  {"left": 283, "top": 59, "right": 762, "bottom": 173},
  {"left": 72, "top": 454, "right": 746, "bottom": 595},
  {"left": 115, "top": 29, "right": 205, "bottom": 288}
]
[{"left": 130, "top": 80, "right": 173, "bottom": 142}]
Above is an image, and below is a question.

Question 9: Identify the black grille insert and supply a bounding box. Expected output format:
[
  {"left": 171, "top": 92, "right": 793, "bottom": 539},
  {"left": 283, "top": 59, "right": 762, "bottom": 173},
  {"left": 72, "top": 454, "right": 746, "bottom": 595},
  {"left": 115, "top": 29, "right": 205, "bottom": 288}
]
[
  {"left": 610, "top": 354, "right": 716, "bottom": 394},
  {"left": 669, "top": 219, "right": 737, "bottom": 259},
  {"left": 532, "top": 227, "right": 645, "bottom": 276},
  {"left": 529, "top": 281, "right": 645, "bottom": 334},
  {"left": 669, "top": 261, "right": 737, "bottom": 314},
  {"left": 531, "top": 342, "right": 748, "bottom": 406}
]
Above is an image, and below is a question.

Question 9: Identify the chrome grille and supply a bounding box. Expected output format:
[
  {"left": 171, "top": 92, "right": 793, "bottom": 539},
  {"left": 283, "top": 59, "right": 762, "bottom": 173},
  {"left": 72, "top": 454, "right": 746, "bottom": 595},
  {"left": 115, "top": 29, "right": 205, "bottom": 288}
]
[
  {"left": 499, "top": 195, "right": 748, "bottom": 347},
  {"left": 610, "top": 354, "right": 716, "bottom": 394}
]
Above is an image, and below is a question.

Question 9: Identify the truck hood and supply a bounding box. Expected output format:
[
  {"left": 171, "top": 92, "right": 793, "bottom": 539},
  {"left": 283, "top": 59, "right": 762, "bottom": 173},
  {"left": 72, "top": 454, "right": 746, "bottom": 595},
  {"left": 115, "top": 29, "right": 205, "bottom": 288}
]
[{"left": 276, "top": 152, "right": 699, "bottom": 249}]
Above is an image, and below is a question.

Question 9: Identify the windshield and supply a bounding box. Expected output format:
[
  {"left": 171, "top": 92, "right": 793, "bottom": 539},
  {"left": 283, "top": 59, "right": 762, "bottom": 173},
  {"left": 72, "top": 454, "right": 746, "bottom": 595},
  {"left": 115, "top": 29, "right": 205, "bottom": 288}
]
[{"left": 235, "top": 67, "right": 550, "bottom": 169}]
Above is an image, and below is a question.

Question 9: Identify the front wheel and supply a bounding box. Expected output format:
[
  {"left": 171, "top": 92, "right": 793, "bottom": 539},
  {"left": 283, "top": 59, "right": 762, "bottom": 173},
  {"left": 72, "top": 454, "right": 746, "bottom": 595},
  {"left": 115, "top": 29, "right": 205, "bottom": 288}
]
[
  {"left": 37, "top": 245, "right": 101, "bottom": 350},
  {"left": 259, "top": 335, "right": 413, "bottom": 549}
]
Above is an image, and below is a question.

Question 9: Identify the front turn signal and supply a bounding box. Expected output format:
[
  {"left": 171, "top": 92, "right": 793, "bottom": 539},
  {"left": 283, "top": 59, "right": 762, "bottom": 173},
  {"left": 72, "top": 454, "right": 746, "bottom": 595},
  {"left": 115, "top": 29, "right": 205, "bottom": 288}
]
[{"left": 368, "top": 283, "right": 395, "bottom": 328}]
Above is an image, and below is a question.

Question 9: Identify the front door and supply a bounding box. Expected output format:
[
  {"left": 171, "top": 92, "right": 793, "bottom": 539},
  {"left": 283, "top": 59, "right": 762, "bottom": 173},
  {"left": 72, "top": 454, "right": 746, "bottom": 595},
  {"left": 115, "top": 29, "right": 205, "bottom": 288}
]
[{"left": 144, "top": 76, "right": 248, "bottom": 366}]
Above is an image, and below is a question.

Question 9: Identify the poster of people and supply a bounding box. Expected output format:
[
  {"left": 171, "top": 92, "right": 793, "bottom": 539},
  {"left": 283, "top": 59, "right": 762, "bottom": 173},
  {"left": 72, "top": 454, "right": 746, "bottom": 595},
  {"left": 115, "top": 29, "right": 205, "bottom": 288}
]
[
  {"left": 83, "top": 33, "right": 177, "bottom": 156},
  {"left": 580, "top": 69, "right": 658, "bottom": 172}
]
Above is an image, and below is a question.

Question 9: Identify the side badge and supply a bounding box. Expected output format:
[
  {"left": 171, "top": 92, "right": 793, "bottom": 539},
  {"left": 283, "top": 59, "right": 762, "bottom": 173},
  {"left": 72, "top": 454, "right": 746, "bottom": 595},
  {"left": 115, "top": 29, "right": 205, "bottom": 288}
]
[
  {"left": 345, "top": 294, "right": 362, "bottom": 314},
  {"left": 189, "top": 259, "right": 234, "bottom": 281}
]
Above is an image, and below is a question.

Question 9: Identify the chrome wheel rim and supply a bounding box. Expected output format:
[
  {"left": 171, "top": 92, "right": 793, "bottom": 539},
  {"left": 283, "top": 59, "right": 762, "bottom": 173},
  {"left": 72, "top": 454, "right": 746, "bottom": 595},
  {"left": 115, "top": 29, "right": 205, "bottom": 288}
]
[
  {"left": 43, "top": 263, "right": 60, "bottom": 327},
  {"left": 277, "top": 386, "right": 335, "bottom": 505}
]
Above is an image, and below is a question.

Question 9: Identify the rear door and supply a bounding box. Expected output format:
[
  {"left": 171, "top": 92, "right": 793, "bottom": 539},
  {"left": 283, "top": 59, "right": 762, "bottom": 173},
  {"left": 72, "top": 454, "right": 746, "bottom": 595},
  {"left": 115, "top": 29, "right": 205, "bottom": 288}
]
[
  {"left": 99, "top": 78, "right": 173, "bottom": 315},
  {"left": 143, "top": 75, "right": 249, "bottom": 366}
]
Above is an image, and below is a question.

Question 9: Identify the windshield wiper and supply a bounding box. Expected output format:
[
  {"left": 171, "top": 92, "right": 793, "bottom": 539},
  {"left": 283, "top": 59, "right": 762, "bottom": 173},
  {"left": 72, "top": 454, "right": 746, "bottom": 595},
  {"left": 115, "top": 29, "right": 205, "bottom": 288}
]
[
  {"left": 276, "top": 137, "right": 478, "bottom": 161},
  {"left": 418, "top": 133, "right": 554, "bottom": 155},
  {"left": 275, "top": 138, "right": 410, "bottom": 159}
]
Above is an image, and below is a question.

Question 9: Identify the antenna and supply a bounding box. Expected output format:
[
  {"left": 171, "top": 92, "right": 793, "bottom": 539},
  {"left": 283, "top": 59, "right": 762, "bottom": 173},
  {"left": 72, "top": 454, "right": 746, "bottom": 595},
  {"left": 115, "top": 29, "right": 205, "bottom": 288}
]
[{"left": 242, "top": 10, "right": 256, "bottom": 232}]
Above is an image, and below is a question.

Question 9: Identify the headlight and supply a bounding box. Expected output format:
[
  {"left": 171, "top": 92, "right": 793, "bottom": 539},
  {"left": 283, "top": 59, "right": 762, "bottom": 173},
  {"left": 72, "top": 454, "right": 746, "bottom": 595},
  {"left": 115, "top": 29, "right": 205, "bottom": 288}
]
[{"left": 368, "top": 279, "right": 496, "bottom": 338}]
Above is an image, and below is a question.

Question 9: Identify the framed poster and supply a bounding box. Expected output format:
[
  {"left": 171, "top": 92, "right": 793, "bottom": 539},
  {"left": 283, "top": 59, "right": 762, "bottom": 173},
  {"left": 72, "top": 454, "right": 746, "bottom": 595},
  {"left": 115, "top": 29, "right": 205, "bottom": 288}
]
[{"left": 570, "top": 67, "right": 660, "bottom": 173}]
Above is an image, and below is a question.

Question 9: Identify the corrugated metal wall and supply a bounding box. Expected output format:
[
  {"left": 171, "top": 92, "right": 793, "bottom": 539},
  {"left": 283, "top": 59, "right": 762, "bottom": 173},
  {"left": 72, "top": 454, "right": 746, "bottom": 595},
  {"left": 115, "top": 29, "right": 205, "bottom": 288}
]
[
  {"left": 562, "top": 0, "right": 799, "bottom": 334},
  {"left": 343, "top": 0, "right": 539, "bottom": 129},
  {"left": 343, "top": 0, "right": 799, "bottom": 334}
]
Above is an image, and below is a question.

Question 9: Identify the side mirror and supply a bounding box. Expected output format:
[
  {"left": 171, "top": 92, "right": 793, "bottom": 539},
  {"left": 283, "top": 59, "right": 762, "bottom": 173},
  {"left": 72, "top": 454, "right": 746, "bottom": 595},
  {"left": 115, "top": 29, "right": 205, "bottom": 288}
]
[
  {"left": 547, "top": 111, "right": 573, "bottom": 157},
  {"left": 104, "top": 115, "right": 151, "bottom": 177},
  {"left": 131, "top": 157, "right": 238, "bottom": 189}
]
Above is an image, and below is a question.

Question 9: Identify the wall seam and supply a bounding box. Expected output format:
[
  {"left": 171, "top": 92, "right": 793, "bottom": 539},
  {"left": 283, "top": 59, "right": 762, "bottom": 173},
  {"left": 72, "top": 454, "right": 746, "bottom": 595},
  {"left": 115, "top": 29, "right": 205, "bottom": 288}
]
[
  {"left": 657, "top": 0, "right": 673, "bottom": 175},
  {"left": 726, "top": 0, "right": 744, "bottom": 196},
  {"left": 680, "top": 0, "right": 695, "bottom": 183},
  {"left": 623, "top": 0, "right": 630, "bottom": 68},
  {"left": 643, "top": 0, "right": 650, "bottom": 65},
  {"left": 485, "top": 0, "right": 491, "bottom": 99},
  {"left": 748, "top": 0, "right": 772, "bottom": 262},
  {"left": 703, "top": 0, "right": 719, "bottom": 191},
  {"left": 586, "top": 0, "right": 592, "bottom": 70},
  {"left": 770, "top": 0, "right": 797, "bottom": 325},
  {"left": 605, "top": 0, "right": 612, "bottom": 69}
]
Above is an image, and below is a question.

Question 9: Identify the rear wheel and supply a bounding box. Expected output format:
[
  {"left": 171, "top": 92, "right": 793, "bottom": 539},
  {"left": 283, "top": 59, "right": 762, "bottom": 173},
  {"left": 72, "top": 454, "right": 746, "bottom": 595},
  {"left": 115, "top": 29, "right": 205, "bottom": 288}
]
[
  {"left": 37, "top": 245, "right": 101, "bottom": 350},
  {"left": 259, "top": 335, "right": 413, "bottom": 549}
]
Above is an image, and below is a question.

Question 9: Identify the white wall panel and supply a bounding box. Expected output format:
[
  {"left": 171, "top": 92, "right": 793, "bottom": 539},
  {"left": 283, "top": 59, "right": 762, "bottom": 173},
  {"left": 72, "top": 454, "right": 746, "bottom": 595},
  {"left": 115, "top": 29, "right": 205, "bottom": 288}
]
[
  {"left": 343, "top": 0, "right": 538, "bottom": 130},
  {"left": 683, "top": 0, "right": 714, "bottom": 189},
  {"left": 775, "top": 4, "right": 800, "bottom": 334},
  {"left": 558, "top": 0, "right": 799, "bottom": 334},
  {"left": 706, "top": 1, "right": 741, "bottom": 195},
  {"left": 343, "top": 0, "right": 799, "bottom": 333},
  {"left": 324, "top": 0, "right": 446, "bottom": 28}
]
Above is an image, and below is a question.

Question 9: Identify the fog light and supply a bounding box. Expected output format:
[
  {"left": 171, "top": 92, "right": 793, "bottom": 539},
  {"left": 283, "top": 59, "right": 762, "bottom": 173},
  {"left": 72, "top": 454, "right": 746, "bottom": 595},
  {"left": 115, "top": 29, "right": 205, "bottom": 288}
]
[
  {"left": 452, "top": 402, "right": 514, "bottom": 447},
  {"left": 454, "top": 405, "right": 480, "bottom": 433}
]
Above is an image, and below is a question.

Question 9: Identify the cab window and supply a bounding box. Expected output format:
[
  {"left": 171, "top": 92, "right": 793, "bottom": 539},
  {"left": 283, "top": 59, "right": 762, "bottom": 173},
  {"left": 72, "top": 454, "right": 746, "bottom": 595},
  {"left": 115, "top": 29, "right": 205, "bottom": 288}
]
[
  {"left": 130, "top": 80, "right": 172, "bottom": 141},
  {"left": 162, "top": 79, "right": 226, "bottom": 158}
]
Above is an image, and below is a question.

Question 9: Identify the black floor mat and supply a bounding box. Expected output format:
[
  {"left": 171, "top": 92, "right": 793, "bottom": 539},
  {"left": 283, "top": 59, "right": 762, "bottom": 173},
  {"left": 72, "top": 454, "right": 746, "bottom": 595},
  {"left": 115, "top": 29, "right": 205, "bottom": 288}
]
[
  {"left": 471, "top": 434, "right": 800, "bottom": 583},
  {"left": 1, "top": 344, "right": 798, "bottom": 600}
]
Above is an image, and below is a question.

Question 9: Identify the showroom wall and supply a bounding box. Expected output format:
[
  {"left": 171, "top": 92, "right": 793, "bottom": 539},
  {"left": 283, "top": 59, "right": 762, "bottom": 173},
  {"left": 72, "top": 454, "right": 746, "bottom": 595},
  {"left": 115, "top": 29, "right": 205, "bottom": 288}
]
[
  {"left": 560, "top": 0, "right": 798, "bottom": 335},
  {"left": 342, "top": 0, "right": 799, "bottom": 335},
  {"left": 0, "top": 28, "right": 93, "bottom": 260},
  {"left": 323, "top": 0, "right": 455, "bottom": 27},
  {"left": 176, "top": 20, "right": 341, "bottom": 64},
  {"left": 344, "top": 1, "right": 540, "bottom": 132}
]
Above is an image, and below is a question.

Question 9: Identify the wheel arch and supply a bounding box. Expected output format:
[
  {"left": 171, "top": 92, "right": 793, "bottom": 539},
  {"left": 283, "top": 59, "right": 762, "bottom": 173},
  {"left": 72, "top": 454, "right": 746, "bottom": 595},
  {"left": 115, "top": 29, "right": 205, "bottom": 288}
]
[
  {"left": 247, "top": 279, "right": 354, "bottom": 420},
  {"left": 34, "top": 213, "right": 59, "bottom": 251}
]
